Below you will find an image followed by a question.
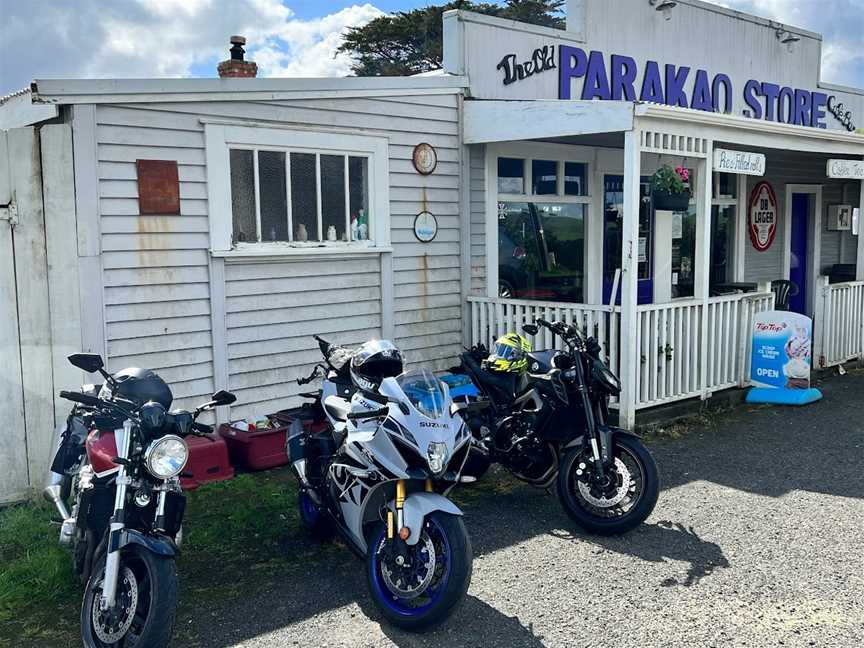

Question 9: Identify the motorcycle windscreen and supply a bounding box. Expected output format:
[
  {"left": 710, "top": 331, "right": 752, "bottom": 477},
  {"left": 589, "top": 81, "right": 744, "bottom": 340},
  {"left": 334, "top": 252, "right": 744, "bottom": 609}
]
[{"left": 396, "top": 369, "right": 448, "bottom": 419}]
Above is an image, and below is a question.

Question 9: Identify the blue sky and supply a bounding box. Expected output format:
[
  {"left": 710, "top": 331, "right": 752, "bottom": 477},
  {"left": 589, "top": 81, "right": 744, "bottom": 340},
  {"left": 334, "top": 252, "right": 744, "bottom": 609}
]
[{"left": 1, "top": 1, "right": 861, "bottom": 97}]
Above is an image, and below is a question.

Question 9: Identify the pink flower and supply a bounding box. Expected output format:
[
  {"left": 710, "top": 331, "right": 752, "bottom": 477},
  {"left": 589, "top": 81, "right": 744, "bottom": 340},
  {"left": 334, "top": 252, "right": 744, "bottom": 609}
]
[{"left": 676, "top": 166, "right": 690, "bottom": 182}]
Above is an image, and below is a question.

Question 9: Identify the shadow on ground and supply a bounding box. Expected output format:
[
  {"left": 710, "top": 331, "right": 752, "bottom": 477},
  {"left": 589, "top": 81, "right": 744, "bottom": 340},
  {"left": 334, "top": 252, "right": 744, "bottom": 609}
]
[{"left": 13, "top": 371, "right": 862, "bottom": 647}]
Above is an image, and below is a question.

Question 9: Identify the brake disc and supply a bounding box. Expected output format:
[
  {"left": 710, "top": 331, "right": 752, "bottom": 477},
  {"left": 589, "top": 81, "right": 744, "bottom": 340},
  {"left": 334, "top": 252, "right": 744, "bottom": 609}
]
[
  {"left": 380, "top": 532, "right": 437, "bottom": 599},
  {"left": 92, "top": 566, "right": 138, "bottom": 643},
  {"left": 577, "top": 456, "right": 632, "bottom": 508}
]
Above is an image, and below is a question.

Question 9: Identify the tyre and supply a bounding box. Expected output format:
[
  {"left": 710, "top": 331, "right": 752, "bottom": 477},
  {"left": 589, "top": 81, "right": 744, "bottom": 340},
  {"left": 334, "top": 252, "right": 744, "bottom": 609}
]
[
  {"left": 367, "top": 512, "right": 472, "bottom": 631},
  {"left": 461, "top": 448, "right": 491, "bottom": 482},
  {"left": 81, "top": 544, "right": 177, "bottom": 648},
  {"left": 557, "top": 434, "right": 659, "bottom": 536},
  {"left": 298, "top": 489, "right": 336, "bottom": 541}
]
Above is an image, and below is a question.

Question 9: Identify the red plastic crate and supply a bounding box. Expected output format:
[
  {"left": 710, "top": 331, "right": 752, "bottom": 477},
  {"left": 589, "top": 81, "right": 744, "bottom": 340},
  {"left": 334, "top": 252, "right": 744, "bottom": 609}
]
[
  {"left": 219, "top": 409, "right": 330, "bottom": 472},
  {"left": 180, "top": 434, "right": 235, "bottom": 491},
  {"left": 218, "top": 422, "right": 291, "bottom": 471}
]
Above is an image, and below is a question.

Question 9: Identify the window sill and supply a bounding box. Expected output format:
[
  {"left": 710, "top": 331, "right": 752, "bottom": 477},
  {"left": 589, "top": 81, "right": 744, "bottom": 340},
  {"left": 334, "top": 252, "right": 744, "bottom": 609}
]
[{"left": 212, "top": 244, "right": 393, "bottom": 262}]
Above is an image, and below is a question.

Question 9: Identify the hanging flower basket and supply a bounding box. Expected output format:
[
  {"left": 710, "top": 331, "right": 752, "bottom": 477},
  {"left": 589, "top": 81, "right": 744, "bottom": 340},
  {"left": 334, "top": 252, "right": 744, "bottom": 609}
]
[
  {"left": 652, "top": 190, "right": 691, "bottom": 211},
  {"left": 651, "top": 165, "right": 691, "bottom": 211}
]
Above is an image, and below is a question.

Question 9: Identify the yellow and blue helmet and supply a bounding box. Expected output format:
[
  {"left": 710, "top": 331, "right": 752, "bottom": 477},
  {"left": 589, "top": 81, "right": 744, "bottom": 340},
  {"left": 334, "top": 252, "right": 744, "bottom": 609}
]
[{"left": 484, "top": 333, "right": 532, "bottom": 373}]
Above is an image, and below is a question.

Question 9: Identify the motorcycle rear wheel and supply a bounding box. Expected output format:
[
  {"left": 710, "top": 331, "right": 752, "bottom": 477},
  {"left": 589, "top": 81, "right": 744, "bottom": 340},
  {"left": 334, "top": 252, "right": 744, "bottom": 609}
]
[
  {"left": 366, "top": 512, "right": 472, "bottom": 631},
  {"left": 557, "top": 434, "right": 659, "bottom": 535},
  {"left": 298, "top": 489, "right": 336, "bottom": 541},
  {"left": 80, "top": 544, "right": 177, "bottom": 648}
]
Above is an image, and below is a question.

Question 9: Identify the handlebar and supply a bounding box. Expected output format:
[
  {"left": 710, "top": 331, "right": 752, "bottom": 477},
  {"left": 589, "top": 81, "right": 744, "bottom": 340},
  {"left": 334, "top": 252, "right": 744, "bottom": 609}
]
[
  {"left": 191, "top": 422, "right": 213, "bottom": 435},
  {"left": 60, "top": 390, "right": 102, "bottom": 407},
  {"left": 346, "top": 407, "right": 389, "bottom": 421}
]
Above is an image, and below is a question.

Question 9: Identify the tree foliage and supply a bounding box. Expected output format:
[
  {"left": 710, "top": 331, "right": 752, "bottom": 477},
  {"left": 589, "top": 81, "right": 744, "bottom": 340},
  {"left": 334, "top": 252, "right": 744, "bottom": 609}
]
[{"left": 337, "top": 0, "right": 565, "bottom": 76}]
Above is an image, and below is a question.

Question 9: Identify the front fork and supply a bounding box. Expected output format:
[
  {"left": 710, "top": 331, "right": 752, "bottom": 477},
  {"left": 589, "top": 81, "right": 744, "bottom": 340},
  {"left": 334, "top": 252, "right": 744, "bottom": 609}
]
[
  {"left": 386, "top": 479, "right": 434, "bottom": 541},
  {"left": 101, "top": 419, "right": 133, "bottom": 610}
]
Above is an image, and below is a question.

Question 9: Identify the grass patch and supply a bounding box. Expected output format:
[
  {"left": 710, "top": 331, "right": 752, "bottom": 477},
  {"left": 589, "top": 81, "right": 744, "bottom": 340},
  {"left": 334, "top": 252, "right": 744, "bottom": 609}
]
[{"left": 0, "top": 502, "right": 76, "bottom": 623}]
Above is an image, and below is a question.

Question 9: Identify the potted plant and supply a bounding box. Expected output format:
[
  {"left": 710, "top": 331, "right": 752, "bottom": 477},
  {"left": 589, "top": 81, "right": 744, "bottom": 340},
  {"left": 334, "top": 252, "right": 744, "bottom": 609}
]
[{"left": 651, "top": 165, "right": 691, "bottom": 211}]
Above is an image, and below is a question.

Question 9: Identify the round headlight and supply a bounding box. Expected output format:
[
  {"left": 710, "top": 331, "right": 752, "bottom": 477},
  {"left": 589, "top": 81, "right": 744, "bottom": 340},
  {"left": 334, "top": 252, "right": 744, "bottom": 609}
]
[{"left": 144, "top": 435, "right": 188, "bottom": 479}]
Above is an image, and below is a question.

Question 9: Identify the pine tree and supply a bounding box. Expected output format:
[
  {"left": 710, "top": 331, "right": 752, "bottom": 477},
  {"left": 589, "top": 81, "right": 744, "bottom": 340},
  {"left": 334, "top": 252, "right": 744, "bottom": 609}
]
[{"left": 337, "top": 0, "right": 565, "bottom": 77}]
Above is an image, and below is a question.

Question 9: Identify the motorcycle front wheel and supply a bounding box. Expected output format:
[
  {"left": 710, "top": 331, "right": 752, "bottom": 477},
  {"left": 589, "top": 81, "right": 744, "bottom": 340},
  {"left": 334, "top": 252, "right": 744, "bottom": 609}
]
[
  {"left": 81, "top": 545, "right": 177, "bottom": 648},
  {"left": 557, "top": 434, "right": 659, "bottom": 535},
  {"left": 366, "top": 512, "right": 472, "bottom": 631}
]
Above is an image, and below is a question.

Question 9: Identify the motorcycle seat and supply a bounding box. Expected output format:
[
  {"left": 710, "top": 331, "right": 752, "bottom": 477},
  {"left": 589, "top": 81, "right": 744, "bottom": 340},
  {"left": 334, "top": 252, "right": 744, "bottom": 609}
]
[{"left": 323, "top": 395, "right": 351, "bottom": 422}]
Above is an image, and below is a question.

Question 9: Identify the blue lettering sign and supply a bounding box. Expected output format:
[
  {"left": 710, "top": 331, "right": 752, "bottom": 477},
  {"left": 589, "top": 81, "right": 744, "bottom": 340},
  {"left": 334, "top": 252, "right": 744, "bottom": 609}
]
[
  {"left": 610, "top": 54, "right": 637, "bottom": 101},
  {"left": 690, "top": 69, "right": 713, "bottom": 111},
  {"left": 640, "top": 61, "right": 664, "bottom": 103},
  {"left": 541, "top": 46, "right": 854, "bottom": 130},
  {"left": 558, "top": 45, "right": 588, "bottom": 100},
  {"left": 582, "top": 50, "right": 612, "bottom": 100}
]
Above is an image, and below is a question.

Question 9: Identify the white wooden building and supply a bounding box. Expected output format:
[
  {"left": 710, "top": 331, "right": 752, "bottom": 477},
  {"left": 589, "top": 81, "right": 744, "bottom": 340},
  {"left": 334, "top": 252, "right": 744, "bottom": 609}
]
[{"left": 1, "top": 0, "right": 862, "bottom": 501}]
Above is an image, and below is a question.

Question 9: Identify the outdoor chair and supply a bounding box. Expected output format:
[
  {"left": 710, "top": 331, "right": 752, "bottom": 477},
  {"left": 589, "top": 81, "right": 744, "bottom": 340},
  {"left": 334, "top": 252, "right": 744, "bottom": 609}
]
[{"left": 771, "top": 280, "right": 799, "bottom": 311}]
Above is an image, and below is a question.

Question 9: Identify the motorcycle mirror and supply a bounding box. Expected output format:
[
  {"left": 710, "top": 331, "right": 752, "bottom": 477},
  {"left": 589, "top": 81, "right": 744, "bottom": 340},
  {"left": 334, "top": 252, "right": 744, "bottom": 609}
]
[
  {"left": 522, "top": 324, "right": 539, "bottom": 336},
  {"left": 68, "top": 353, "right": 104, "bottom": 374},
  {"left": 210, "top": 390, "right": 237, "bottom": 406}
]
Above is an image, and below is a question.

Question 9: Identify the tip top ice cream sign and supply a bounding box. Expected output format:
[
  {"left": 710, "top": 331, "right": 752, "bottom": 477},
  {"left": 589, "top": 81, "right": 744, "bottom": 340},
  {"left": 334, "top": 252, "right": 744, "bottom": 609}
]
[{"left": 496, "top": 45, "right": 857, "bottom": 131}]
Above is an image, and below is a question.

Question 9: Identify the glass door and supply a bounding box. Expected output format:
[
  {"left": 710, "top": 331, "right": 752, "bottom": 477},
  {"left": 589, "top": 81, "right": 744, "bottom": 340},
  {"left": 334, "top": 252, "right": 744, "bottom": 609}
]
[{"left": 603, "top": 175, "right": 654, "bottom": 305}]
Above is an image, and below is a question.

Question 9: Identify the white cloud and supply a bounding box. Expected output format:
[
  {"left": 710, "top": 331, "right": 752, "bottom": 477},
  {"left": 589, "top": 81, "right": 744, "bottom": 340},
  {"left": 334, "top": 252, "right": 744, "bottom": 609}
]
[
  {"left": 0, "top": 1, "right": 382, "bottom": 96},
  {"left": 715, "top": 0, "right": 864, "bottom": 88}
]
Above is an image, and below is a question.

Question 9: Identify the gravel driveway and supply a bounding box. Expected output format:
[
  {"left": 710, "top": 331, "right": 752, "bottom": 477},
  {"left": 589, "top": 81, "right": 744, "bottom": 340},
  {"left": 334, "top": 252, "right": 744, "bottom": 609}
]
[{"left": 176, "top": 371, "right": 864, "bottom": 648}]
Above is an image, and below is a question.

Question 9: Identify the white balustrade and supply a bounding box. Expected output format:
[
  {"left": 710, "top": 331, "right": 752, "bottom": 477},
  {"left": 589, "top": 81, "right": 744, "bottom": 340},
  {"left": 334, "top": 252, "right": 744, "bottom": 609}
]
[{"left": 817, "top": 279, "right": 864, "bottom": 368}]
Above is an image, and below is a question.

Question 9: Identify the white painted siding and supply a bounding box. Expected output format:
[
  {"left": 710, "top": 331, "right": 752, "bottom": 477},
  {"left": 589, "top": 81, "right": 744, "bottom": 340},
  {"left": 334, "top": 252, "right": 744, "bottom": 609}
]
[
  {"left": 469, "top": 144, "right": 487, "bottom": 295},
  {"left": 741, "top": 149, "right": 861, "bottom": 283},
  {"left": 94, "top": 92, "right": 462, "bottom": 417}
]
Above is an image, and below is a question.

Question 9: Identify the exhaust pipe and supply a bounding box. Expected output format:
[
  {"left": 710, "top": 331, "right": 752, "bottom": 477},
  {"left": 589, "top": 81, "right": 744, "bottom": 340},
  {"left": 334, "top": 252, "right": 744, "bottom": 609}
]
[
  {"left": 43, "top": 484, "right": 75, "bottom": 545},
  {"left": 43, "top": 484, "right": 71, "bottom": 520}
]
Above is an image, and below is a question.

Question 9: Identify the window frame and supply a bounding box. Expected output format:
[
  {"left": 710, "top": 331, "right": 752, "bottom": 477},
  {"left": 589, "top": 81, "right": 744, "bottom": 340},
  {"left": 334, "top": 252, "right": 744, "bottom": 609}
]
[
  {"left": 488, "top": 142, "right": 594, "bottom": 302},
  {"left": 205, "top": 123, "right": 390, "bottom": 257}
]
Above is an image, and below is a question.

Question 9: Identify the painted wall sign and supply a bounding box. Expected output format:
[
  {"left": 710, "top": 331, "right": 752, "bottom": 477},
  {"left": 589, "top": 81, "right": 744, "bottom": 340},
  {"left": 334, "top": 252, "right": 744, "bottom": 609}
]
[
  {"left": 497, "top": 46, "right": 556, "bottom": 85},
  {"left": 136, "top": 159, "right": 180, "bottom": 215},
  {"left": 412, "top": 143, "right": 438, "bottom": 175},
  {"left": 826, "top": 159, "right": 864, "bottom": 180},
  {"left": 495, "top": 43, "right": 856, "bottom": 131},
  {"left": 413, "top": 211, "right": 438, "bottom": 242},
  {"left": 713, "top": 148, "right": 765, "bottom": 176},
  {"left": 748, "top": 181, "right": 778, "bottom": 252}
]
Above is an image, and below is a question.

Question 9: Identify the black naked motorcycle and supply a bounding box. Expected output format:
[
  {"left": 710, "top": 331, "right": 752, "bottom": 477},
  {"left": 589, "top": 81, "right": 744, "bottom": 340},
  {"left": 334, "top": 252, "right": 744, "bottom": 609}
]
[
  {"left": 456, "top": 319, "right": 659, "bottom": 535},
  {"left": 44, "top": 353, "right": 236, "bottom": 647}
]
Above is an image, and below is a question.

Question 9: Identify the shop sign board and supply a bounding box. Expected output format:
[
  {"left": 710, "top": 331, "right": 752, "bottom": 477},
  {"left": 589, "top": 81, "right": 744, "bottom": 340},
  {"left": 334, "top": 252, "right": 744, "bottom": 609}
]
[
  {"left": 826, "top": 159, "right": 864, "bottom": 180},
  {"left": 750, "top": 311, "right": 813, "bottom": 390},
  {"left": 713, "top": 148, "right": 765, "bottom": 176},
  {"left": 748, "top": 181, "right": 778, "bottom": 252},
  {"left": 747, "top": 311, "right": 821, "bottom": 406}
]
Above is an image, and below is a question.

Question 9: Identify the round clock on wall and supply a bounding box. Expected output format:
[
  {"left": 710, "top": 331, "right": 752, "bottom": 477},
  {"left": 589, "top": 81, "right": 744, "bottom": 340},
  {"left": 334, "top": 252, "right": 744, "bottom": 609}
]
[{"left": 412, "top": 142, "right": 438, "bottom": 175}]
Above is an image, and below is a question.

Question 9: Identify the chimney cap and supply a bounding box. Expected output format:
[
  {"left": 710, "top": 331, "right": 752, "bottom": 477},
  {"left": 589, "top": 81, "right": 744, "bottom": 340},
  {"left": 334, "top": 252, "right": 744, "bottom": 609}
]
[{"left": 230, "top": 35, "right": 246, "bottom": 46}]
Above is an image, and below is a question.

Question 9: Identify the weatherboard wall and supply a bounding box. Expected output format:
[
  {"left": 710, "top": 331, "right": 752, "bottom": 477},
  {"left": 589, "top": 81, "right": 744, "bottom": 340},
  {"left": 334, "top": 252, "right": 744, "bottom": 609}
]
[{"left": 93, "top": 93, "right": 464, "bottom": 419}]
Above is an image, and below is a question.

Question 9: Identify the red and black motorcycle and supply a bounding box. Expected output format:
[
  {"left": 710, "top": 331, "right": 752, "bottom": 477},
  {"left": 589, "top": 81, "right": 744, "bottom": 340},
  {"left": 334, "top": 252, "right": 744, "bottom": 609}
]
[{"left": 45, "top": 353, "right": 235, "bottom": 647}]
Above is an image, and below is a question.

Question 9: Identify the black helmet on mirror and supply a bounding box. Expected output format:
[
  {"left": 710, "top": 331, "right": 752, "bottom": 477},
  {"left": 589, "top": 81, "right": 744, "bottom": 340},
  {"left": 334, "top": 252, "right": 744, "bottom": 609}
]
[
  {"left": 349, "top": 340, "right": 404, "bottom": 392},
  {"left": 100, "top": 367, "right": 173, "bottom": 410}
]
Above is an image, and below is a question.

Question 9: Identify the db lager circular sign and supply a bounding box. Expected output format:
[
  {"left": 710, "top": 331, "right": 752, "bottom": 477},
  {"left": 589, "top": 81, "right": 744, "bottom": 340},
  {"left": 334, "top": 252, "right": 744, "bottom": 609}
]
[{"left": 749, "top": 181, "right": 778, "bottom": 251}]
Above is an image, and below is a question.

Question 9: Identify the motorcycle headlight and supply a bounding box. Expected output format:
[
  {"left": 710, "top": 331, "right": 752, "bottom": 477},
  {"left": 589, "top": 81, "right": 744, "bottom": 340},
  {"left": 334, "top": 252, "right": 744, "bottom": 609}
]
[
  {"left": 427, "top": 441, "right": 449, "bottom": 475},
  {"left": 144, "top": 435, "right": 188, "bottom": 479}
]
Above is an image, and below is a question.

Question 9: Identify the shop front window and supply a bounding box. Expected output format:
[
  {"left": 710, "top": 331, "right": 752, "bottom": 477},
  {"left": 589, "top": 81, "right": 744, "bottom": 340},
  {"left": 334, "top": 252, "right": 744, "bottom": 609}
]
[
  {"left": 710, "top": 172, "right": 738, "bottom": 292},
  {"left": 496, "top": 154, "right": 590, "bottom": 302},
  {"left": 498, "top": 202, "right": 585, "bottom": 301},
  {"left": 671, "top": 206, "right": 697, "bottom": 298},
  {"left": 229, "top": 148, "right": 370, "bottom": 245},
  {"left": 603, "top": 175, "right": 653, "bottom": 304}
]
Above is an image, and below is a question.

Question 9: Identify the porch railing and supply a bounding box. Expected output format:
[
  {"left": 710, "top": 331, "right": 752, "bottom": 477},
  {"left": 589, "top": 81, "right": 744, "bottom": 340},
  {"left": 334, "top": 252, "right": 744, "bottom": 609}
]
[
  {"left": 467, "top": 297, "right": 621, "bottom": 402},
  {"left": 634, "top": 292, "right": 774, "bottom": 408},
  {"left": 467, "top": 291, "right": 774, "bottom": 412},
  {"left": 817, "top": 278, "right": 864, "bottom": 368}
]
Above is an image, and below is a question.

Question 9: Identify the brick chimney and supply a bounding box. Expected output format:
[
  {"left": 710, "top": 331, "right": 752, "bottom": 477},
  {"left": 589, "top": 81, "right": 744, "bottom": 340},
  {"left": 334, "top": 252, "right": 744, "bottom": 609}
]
[{"left": 217, "top": 36, "right": 258, "bottom": 78}]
